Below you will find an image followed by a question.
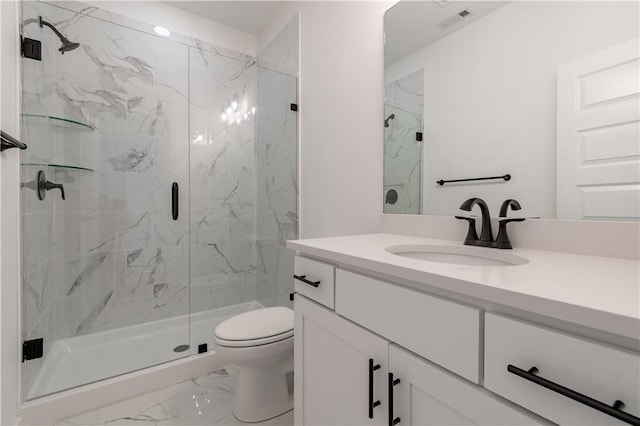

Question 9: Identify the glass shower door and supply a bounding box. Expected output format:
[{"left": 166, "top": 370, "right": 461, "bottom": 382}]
[
  {"left": 255, "top": 66, "right": 299, "bottom": 308},
  {"left": 383, "top": 105, "right": 423, "bottom": 214},
  {"left": 188, "top": 46, "right": 259, "bottom": 352},
  {"left": 20, "top": 1, "right": 190, "bottom": 400}
]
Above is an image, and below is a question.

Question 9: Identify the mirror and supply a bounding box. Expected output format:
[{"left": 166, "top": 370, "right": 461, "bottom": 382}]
[{"left": 384, "top": 1, "right": 639, "bottom": 220}]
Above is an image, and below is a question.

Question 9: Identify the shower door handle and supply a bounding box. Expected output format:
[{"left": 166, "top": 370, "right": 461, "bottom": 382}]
[{"left": 172, "top": 182, "right": 178, "bottom": 220}]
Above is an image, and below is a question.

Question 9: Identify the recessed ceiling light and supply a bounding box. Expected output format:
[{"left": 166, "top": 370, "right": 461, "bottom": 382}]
[{"left": 154, "top": 26, "right": 171, "bottom": 37}]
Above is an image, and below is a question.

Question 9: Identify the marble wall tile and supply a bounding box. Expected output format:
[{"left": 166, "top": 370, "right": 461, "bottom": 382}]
[
  {"left": 20, "top": 0, "right": 295, "bottom": 398},
  {"left": 52, "top": 294, "right": 82, "bottom": 340},
  {"left": 384, "top": 69, "right": 424, "bottom": 115},
  {"left": 254, "top": 47, "right": 298, "bottom": 308},
  {"left": 22, "top": 210, "right": 54, "bottom": 277},
  {"left": 22, "top": 259, "right": 55, "bottom": 337},
  {"left": 125, "top": 245, "right": 188, "bottom": 289},
  {"left": 53, "top": 210, "right": 119, "bottom": 254},
  {"left": 383, "top": 70, "right": 424, "bottom": 214},
  {"left": 383, "top": 105, "right": 422, "bottom": 214},
  {"left": 150, "top": 281, "right": 189, "bottom": 322},
  {"left": 190, "top": 274, "right": 255, "bottom": 313},
  {"left": 256, "top": 242, "right": 294, "bottom": 309},
  {"left": 190, "top": 210, "right": 230, "bottom": 246},
  {"left": 24, "top": 302, "right": 55, "bottom": 396},
  {"left": 20, "top": 3, "right": 63, "bottom": 391},
  {"left": 75, "top": 281, "right": 152, "bottom": 335},
  {"left": 189, "top": 42, "right": 258, "bottom": 309},
  {"left": 208, "top": 238, "right": 254, "bottom": 276}
]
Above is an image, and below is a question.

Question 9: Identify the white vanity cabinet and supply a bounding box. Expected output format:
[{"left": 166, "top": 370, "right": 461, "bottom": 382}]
[
  {"left": 293, "top": 259, "right": 545, "bottom": 426},
  {"left": 294, "top": 256, "right": 335, "bottom": 309},
  {"left": 294, "top": 295, "right": 388, "bottom": 425},
  {"left": 289, "top": 235, "right": 640, "bottom": 426},
  {"left": 335, "top": 269, "right": 482, "bottom": 384},
  {"left": 389, "top": 344, "right": 542, "bottom": 426},
  {"left": 485, "top": 313, "right": 640, "bottom": 426}
]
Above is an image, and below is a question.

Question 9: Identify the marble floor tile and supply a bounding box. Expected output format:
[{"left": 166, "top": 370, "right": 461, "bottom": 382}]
[{"left": 56, "top": 369, "right": 294, "bottom": 426}]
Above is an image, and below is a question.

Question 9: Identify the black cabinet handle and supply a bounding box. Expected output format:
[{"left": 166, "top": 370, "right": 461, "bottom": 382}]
[
  {"left": 1, "top": 130, "right": 27, "bottom": 152},
  {"left": 293, "top": 274, "right": 320, "bottom": 287},
  {"left": 172, "top": 182, "right": 178, "bottom": 220},
  {"left": 388, "top": 372, "right": 401, "bottom": 426},
  {"left": 369, "top": 359, "right": 381, "bottom": 419},
  {"left": 508, "top": 365, "right": 640, "bottom": 426}
]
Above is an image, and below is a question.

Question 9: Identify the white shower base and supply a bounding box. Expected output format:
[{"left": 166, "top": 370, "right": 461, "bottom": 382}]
[{"left": 28, "top": 301, "right": 264, "bottom": 400}]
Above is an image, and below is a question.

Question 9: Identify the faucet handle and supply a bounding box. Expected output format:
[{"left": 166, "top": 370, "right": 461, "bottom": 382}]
[
  {"left": 499, "top": 199, "right": 522, "bottom": 217},
  {"left": 455, "top": 216, "right": 478, "bottom": 246},
  {"left": 494, "top": 218, "right": 526, "bottom": 249}
]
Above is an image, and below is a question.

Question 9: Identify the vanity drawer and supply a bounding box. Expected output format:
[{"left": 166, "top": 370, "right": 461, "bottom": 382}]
[
  {"left": 294, "top": 256, "right": 335, "bottom": 309},
  {"left": 335, "top": 269, "right": 481, "bottom": 383},
  {"left": 485, "top": 313, "right": 640, "bottom": 425}
]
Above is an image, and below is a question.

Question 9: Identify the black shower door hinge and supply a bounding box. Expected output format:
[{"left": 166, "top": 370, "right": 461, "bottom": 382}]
[
  {"left": 21, "top": 37, "right": 42, "bottom": 61},
  {"left": 22, "top": 338, "right": 44, "bottom": 362},
  {"left": 290, "top": 103, "right": 298, "bottom": 112},
  {"left": 416, "top": 132, "right": 423, "bottom": 142}
]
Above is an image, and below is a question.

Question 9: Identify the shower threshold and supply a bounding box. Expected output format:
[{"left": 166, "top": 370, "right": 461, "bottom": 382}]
[{"left": 27, "top": 301, "right": 264, "bottom": 400}]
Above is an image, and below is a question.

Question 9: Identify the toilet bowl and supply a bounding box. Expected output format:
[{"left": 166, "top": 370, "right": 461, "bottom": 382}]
[{"left": 213, "top": 307, "right": 294, "bottom": 423}]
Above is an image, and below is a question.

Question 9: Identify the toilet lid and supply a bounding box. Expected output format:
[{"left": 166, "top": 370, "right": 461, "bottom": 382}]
[{"left": 214, "top": 307, "right": 294, "bottom": 342}]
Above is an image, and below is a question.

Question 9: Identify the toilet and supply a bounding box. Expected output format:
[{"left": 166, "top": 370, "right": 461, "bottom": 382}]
[{"left": 213, "top": 307, "right": 294, "bottom": 423}]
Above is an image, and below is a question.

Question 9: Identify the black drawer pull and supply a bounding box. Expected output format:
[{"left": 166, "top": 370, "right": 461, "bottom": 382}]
[
  {"left": 388, "top": 372, "right": 401, "bottom": 426},
  {"left": 508, "top": 365, "right": 640, "bottom": 426},
  {"left": 293, "top": 274, "right": 320, "bottom": 287},
  {"left": 369, "top": 359, "right": 381, "bottom": 418}
]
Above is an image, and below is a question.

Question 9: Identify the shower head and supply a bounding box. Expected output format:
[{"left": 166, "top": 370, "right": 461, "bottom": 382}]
[
  {"left": 59, "top": 38, "right": 80, "bottom": 53},
  {"left": 39, "top": 16, "right": 80, "bottom": 54},
  {"left": 384, "top": 113, "right": 395, "bottom": 128}
]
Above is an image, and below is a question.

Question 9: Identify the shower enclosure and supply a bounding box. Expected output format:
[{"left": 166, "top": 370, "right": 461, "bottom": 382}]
[
  {"left": 20, "top": 1, "right": 298, "bottom": 401},
  {"left": 383, "top": 69, "right": 424, "bottom": 214}
]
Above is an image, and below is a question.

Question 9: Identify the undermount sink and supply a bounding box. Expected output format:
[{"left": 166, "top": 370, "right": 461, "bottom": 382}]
[{"left": 386, "top": 244, "right": 529, "bottom": 267}]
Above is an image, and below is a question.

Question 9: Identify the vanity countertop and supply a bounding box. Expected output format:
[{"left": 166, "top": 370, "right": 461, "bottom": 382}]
[{"left": 287, "top": 233, "right": 640, "bottom": 340}]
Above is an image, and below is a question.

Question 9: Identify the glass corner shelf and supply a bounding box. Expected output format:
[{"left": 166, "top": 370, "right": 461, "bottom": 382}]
[
  {"left": 22, "top": 114, "right": 95, "bottom": 131},
  {"left": 22, "top": 163, "right": 94, "bottom": 172}
]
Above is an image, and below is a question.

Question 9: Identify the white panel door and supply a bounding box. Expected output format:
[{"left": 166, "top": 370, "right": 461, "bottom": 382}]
[
  {"left": 294, "top": 295, "right": 388, "bottom": 426},
  {"left": 557, "top": 37, "right": 640, "bottom": 220},
  {"left": 389, "top": 345, "right": 546, "bottom": 426}
]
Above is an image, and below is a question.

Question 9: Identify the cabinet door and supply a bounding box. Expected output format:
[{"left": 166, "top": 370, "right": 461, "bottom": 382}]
[
  {"left": 295, "top": 295, "right": 388, "bottom": 426},
  {"left": 389, "top": 345, "right": 546, "bottom": 426}
]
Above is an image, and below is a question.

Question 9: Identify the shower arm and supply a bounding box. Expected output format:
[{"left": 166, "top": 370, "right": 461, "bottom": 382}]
[{"left": 39, "top": 17, "right": 67, "bottom": 41}]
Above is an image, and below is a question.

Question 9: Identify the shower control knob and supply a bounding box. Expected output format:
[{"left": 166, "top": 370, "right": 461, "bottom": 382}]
[{"left": 36, "top": 170, "right": 65, "bottom": 201}]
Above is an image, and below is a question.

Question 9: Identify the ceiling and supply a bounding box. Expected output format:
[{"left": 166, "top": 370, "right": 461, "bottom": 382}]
[
  {"left": 165, "top": 1, "right": 284, "bottom": 35},
  {"left": 385, "top": 1, "right": 509, "bottom": 66}
]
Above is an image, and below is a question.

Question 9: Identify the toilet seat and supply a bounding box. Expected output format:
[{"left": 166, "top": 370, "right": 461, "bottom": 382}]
[
  {"left": 214, "top": 329, "right": 293, "bottom": 347},
  {"left": 214, "top": 307, "right": 294, "bottom": 348}
]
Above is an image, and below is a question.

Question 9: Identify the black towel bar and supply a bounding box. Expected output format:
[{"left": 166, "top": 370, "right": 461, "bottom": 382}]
[{"left": 437, "top": 174, "right": 510, "bottom": 186}]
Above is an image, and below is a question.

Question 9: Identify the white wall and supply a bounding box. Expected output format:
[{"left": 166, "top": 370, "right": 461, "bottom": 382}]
[
  {"left": 385, "top": 1, "right": 639, "bottom": 218},
  {"left": 0, "top": 1, "right": 23, "bottom": 424},
  {"left": 88, "top": 1, "right": 257, "bottom": 56},
  {"left": 261, "top": 1, "right": 392, "bottom": 239}
]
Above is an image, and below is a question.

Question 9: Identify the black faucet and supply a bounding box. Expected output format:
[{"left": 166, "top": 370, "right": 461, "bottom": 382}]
[
  {"left": 495, "top": 199, "right": 525, "bottom": 249},
  {"left": 455, "top": 198, "right": 525, "bottom": 249},
  {"left": 455, "top": 198, "right": 493, "bottom": 246}
]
